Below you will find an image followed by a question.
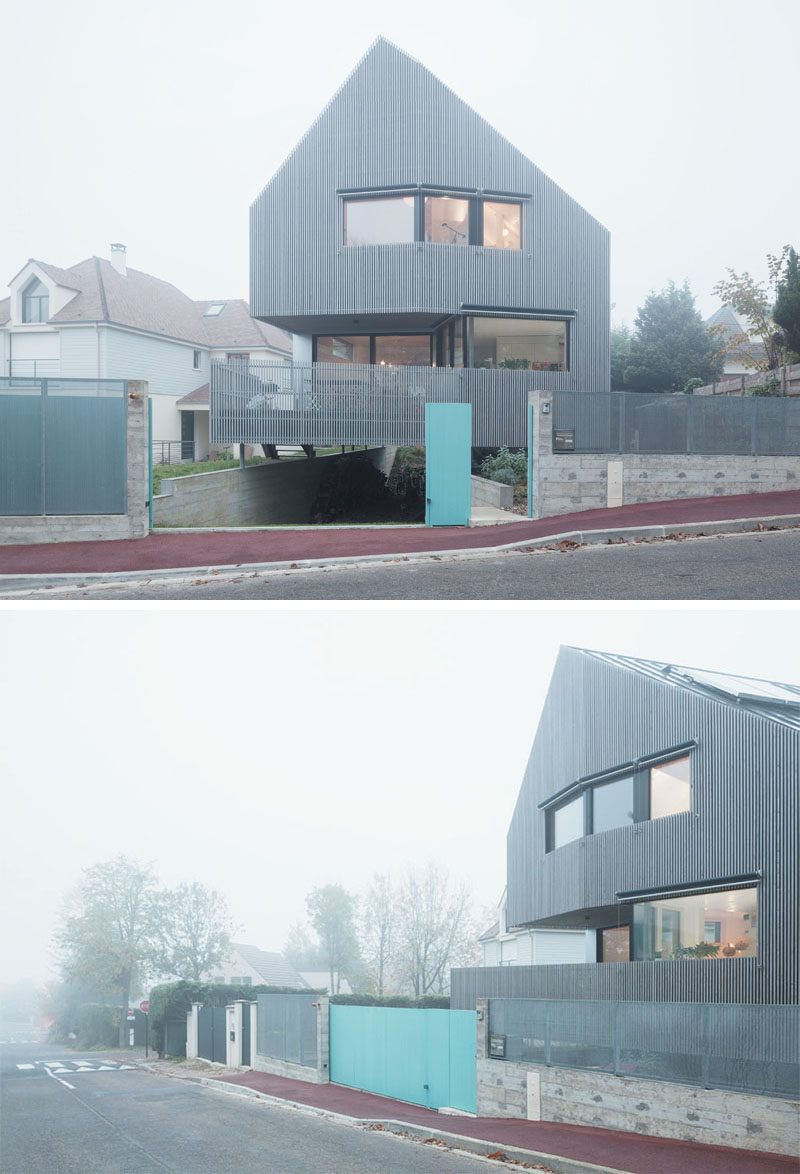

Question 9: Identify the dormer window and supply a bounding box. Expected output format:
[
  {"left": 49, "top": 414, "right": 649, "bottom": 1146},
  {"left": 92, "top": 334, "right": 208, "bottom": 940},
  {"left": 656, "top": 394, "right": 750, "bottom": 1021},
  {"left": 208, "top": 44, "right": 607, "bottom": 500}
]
[{"left": 22, "top": 278, "right": 49, "bottom": 323}]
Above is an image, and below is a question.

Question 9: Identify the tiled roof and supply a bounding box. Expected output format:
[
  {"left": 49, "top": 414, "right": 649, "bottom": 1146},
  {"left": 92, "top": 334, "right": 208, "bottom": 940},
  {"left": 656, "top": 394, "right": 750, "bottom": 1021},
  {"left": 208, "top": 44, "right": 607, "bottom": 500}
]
[
  {"left": 196, "top": 299, "right": 292, "bottom": 353},
  {"left": 1, "top": 257, "right": 292, "bottom": 354},
  {"left": 176, "top": 384, "right": 209, "bottom": 406},
  {"left": 230, "top": 944, "right": 308, "bottom": 988},
  {"left": 478, "top": 920, "right": 500, "bottom": 942}
]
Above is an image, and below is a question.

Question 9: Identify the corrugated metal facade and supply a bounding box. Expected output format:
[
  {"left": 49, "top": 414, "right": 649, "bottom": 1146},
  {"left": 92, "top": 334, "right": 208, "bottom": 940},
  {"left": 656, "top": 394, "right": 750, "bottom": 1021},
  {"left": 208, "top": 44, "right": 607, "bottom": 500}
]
[
  {"left": 249, "top": 38, "right": 609, "bottom": 394},
  {"left": 453, "top": 647, "right": 799, "bottom": 1008}
]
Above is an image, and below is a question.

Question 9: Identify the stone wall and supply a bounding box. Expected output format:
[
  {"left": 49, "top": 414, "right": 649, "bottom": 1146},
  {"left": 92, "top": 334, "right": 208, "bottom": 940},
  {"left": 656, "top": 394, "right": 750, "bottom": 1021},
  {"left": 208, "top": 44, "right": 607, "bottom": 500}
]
[
  {"left": 529, "top": 390, "right": 799, "bottom": 519},
  {"left": 0, "top": 380, "right": 149, "bottom": 545},
  {"left": 475, "top": 999, "right": 799, "bottom": 1157},
  {"left": 154, "top": 448, "right": 391, "bottom": 527}
]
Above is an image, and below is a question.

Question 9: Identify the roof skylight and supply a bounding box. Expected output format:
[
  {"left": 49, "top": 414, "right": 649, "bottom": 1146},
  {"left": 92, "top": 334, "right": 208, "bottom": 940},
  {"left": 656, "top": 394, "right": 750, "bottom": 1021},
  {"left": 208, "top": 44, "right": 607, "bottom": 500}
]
[{"left": 204, "top": 303, "right": 225, "bottom": 316}]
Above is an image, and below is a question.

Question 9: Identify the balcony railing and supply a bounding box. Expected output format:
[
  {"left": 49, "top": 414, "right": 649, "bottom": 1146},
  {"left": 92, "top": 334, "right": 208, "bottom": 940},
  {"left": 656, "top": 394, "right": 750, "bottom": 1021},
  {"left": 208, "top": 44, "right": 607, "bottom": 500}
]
[{"left": 210, "top": 359, "right": 563, "bottom": 448}]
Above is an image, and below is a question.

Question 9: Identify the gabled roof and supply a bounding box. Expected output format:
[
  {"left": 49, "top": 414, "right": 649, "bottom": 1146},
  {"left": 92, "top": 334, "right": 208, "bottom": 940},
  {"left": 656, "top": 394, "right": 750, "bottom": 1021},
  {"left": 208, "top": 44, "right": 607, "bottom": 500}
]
[
  {"left": 176, "top": 383, "right": 209, "bottom": 407},
  {"left": 705, "top": 305, "right": 766, "bottom": 365},
  {"left": 1, "top": 258, "right": 292, "bottom": 353},
  {"left": 230, "top": 943, "right": 308, "bottom": 988},
  {"left": 577, "top": 648, "right": 800, "bottom": 730}
]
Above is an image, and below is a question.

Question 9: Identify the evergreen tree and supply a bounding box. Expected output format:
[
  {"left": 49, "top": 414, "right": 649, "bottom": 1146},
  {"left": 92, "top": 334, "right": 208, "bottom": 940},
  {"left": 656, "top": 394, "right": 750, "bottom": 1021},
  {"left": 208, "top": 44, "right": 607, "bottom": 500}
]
[
  {"left": 625, "top": 282, "right": 722, "bottom": 393},
  {"left": 773, "top": 246, "right": 800, "bottom": 362}
]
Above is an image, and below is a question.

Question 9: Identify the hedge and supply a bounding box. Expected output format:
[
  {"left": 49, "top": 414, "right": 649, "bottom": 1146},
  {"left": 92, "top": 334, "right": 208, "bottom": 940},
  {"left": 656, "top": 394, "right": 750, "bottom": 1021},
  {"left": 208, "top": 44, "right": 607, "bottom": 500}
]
[{"left": 148, "top": 981, "right": 325, "bottom": 1056}]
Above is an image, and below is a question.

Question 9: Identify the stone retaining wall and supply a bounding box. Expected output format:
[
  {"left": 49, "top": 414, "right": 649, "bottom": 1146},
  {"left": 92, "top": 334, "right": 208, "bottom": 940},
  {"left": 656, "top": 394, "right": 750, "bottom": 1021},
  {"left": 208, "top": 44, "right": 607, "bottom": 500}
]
[
  {"left": 154, "top": 449, "right": 391, "bottom": 527},
  {"left": 475, "top": 999, "right": 799, "bottom": 1157},
  {"left": 529, "top": 390, "right": 799, "bottom": 519}
]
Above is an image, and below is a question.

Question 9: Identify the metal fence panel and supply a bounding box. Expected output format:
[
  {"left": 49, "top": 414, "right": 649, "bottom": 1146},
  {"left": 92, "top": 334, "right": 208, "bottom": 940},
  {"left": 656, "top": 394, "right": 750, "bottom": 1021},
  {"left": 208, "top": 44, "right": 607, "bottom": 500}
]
[
  {"left": 488, "top": 998, "right": 799, "bottom": 1099},
  {"left": 0, "top": 381, "right": 43, "bottom": 514},
  {"left": 552, "top": 390, "right": 800, "bottom": 456},
  {"left": 256, "top": 993, "right": 317, "bottom": 1068},
  {"left": 210, "top": 360, "right": 533, "bottom": 448},
  {"left": 0, "top": 377, "right": 128, "bottom": 516}
]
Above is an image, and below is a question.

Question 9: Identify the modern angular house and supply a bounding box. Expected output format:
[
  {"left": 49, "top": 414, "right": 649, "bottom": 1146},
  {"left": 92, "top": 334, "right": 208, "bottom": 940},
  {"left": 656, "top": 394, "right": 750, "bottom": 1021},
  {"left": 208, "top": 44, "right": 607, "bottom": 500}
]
[
  {"left": 215, "top": 38, "right": 609, "bottom": 454},
  {"left": 454, "top": 646, "right": 799, "bottom": 1006}
]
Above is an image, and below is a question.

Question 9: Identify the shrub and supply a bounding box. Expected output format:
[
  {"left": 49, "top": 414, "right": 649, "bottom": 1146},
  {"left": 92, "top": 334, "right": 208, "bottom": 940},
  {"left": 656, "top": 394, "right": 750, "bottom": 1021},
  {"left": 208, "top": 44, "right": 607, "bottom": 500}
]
[
  {"left": 746, "top": 376, "right": 782, "bottom": 396},
  {"left": 330, "top": 993, "right": 450, "bottom": 1009},
  {"left": 683, "top": 377, "right": 704, "bottom": 395},
  {"left": 149, "top": 981, "right": 325, "bottom": 1056},
  {"left": 75, "top": 1004, "right": 118, "bottom": 1049},
  {"left": 480, "top": 446, "right": 527, "bottom": 484},
  {"left": 486, "top": 467, "right": 516, "bottom": 486}
]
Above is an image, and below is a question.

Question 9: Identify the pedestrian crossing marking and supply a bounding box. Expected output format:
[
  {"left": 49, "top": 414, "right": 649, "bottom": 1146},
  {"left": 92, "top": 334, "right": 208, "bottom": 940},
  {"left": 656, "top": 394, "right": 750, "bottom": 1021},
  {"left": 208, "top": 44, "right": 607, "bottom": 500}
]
[
  {"left": 19, "top": 1059, "right": 136, "bottom": 1075},
  {"left": 15, "top": 1063, "right": 35, "bottom": 1070}
]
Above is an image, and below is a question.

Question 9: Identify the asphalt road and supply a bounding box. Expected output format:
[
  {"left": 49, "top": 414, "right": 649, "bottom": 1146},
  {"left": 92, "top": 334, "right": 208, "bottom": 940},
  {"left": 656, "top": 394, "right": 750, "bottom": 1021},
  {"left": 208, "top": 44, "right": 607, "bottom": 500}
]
[
  {"left": 0, "top": 1041, "right": 490, "bottom": 1173},
  {"left": 7, "top": 527, "right": 800, "bottom": 600}
]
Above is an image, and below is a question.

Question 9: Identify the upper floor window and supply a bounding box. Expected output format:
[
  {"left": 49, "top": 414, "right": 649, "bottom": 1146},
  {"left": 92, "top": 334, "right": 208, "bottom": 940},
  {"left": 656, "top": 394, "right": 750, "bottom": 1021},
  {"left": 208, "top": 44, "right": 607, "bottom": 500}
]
[
  {"left": 484, "top": 200, "right": 521, "bottom": 249},
  {"left": 226, "top": 352, "right": 250, "bottom": 364},
  {"left": 545, "top": 748, "right": 693, "bottom": 851},
  {"left": 343, "top": 196, "right": 415, "bottom": 245},
  {"left": 193, "top": 350, "right": 201, "bottom": 369},
  {"left": 424, "top": 195, "right": 469, "bottom": 244},
  {"left": 22, "top": 278, "right": 49, "bottom": 323},
  {"left": 342, "top": 189, "right": 524, "bottom": 248}
]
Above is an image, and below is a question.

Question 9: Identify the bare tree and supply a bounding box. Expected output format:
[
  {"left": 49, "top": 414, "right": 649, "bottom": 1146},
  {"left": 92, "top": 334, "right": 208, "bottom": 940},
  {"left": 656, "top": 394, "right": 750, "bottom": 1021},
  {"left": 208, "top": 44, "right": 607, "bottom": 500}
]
[
  {"left": 394, "top": 864, "right": 475, "bottom": 997},
  {"left": 360, "top": 874, "right": 396, "bottom": 996}
]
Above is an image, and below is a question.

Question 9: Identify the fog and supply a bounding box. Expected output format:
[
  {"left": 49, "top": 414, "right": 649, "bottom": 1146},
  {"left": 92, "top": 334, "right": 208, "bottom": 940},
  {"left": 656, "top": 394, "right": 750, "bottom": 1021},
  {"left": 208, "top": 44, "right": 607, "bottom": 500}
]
[
  {"left": 2, "top": 0, "right": 798, "bottom": 325},
  {"left": 1, "top": 605, "right": 797, "bottom": 989}
]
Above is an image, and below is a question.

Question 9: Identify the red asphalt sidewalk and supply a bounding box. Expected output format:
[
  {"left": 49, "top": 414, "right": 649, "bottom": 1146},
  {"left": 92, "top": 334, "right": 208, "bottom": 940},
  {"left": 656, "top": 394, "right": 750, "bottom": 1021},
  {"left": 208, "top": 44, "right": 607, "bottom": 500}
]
[
  {"left": 2, "top": 490, "right": 799, "bottom": 576},
  {"left": 214, "top": 1070, "right": 797, "bottom": 1174}
]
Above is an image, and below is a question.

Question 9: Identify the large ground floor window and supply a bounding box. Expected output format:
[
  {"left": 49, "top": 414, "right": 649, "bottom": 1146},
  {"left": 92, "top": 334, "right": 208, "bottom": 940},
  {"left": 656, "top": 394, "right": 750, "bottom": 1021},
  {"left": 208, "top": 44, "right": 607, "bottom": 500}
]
[
  {"left": 632, "top": 886, "right": 757, "bottom": 961},
  {"left": 314, "top": 313, "right": 570, "bottom": 370}
]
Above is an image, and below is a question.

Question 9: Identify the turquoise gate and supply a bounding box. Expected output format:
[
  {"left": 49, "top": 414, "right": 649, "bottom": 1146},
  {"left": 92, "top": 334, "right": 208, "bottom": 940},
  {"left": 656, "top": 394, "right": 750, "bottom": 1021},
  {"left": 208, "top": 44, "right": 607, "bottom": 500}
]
[
  {"left": 425, "top": 402, "right": 472, "bottom": 526},
  {"left": 329, "top": 1005, "right": 476, "bottom": 1113}
]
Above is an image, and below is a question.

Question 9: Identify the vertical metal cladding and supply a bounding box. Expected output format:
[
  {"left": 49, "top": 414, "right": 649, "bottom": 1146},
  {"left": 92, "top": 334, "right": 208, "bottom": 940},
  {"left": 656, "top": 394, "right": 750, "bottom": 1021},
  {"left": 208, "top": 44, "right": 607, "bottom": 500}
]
[
  {"left": 501, "top": 647, "right": 799, "bottom": 1006},
  {"left": 249, "top": 39, "right": 610, "bottom": 394}
]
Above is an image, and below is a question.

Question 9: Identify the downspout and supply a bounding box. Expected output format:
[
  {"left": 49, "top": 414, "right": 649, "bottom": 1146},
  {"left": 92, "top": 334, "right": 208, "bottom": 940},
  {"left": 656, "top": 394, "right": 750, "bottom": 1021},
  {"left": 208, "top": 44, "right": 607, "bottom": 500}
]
[{"left": 95, "top": 322, "right": 100, "bottom": 376}]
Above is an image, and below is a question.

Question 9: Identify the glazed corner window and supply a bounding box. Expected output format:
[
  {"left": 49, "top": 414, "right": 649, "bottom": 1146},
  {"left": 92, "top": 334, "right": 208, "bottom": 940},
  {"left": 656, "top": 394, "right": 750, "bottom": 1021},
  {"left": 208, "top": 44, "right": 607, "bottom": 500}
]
[
  {"left": 483, "top": 201, "right": 521, "bottom": 249},
  {"left": 591, "top": 775, "right": 634, "bottom": 834},
  {"left": 22, "top": 278, "right": 49, "bottom": 323},
  {"left": 552, "top": 794, "right": 583, "bottom": 849},
  {"left": 472, "top": 317, "right": 568, "bottom": 371},
  {"left": 343, "top": 196, "right": 415, "bottom": 245},
  {"left": 193, "top": 350, "right": 201, "bottom": 369},
  {"left": 424, "top": 195, "right": 470, "bottom": 244},
  {"left": 650, "top": 755, "right": 691, "bottom": 819},
  {"left": 633, "top": 887, "right": 757, "bottom": 961}
]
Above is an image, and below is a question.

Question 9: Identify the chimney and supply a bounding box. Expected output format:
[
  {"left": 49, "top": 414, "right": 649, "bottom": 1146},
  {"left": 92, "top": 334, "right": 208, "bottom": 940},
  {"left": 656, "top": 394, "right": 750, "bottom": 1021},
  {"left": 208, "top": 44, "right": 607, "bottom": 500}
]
[{"left": 109, "top": 243, "right": 127, "bottom": 277}]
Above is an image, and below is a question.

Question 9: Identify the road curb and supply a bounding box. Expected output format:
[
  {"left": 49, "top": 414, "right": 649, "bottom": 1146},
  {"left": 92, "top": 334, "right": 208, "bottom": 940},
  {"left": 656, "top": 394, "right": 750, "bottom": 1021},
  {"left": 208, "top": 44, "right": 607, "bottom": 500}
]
[
  {"left": 203, "top": 1077, "right": 625, "bottom": 1174},
  {"left": 1, "top": 513, "right": 798, "bottom": 595}
]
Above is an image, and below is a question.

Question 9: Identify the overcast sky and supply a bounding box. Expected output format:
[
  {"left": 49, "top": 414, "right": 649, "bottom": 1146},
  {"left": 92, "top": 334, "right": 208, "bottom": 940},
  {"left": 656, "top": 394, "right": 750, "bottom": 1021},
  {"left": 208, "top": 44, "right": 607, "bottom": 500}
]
[
  {"left": 3, "top": 0, "right": 798, "bottom": 327},
  {"left": 1, "top": 604, "right": 798, "bottom": 987}
]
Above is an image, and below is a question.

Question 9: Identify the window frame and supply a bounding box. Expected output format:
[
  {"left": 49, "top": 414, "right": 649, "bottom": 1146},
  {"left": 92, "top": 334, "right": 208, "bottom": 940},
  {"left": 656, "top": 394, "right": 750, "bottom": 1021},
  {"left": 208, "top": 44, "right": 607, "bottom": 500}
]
[
  {"left": 544, "top": 743, "right": 695, "bottom": 852},
  {"left": 193, "top": 349, "right": 201, "bottom": 370},
  {"left": 313, "top": 332, "right": 434, "bottom": 366},
  {"left": 340, "top": 186, "right": 526, "bottom": 249},
  {"left": 22, "top": 278, "right": 49, "bottom": 324}
]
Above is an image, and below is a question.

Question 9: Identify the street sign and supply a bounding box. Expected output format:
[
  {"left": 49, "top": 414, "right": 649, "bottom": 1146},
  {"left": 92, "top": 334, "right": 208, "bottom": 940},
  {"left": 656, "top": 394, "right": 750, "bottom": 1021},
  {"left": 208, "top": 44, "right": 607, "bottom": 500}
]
[
  {"left": 140, "top": 1000, "right": 149, "bottom": 1013},
  {"left": 126, "top": 1010, "right": 135, "bottom": 1020}
]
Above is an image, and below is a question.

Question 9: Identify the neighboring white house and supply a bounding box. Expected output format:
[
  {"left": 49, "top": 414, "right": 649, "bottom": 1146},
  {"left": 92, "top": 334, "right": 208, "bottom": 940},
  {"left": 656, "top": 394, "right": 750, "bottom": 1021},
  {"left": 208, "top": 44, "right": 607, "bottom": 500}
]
[
  {"left": 0, "top": 246, "right": 292, "bottom": 459},
  {"left": 204, "top": 943, "right": 308, "bottom": 989},
  {"left": 479, "top": 888, "right": 594, "bottom": 966},
  {"left": 705, "top": 305, "right": 766, "bottom": 377},
  {"left": 298, "top": 971, "right": 353, "bottom": 995}
]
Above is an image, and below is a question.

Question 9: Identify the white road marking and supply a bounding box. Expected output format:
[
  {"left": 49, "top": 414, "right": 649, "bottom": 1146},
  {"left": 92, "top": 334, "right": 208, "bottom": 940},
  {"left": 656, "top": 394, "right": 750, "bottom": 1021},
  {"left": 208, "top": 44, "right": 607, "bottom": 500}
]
[
  {"left": 16, "top": 1063, "right": 35, "bottom": 1070},
  {"left": 44, "top": 1067, "right": 75, "bottom": 1090}
]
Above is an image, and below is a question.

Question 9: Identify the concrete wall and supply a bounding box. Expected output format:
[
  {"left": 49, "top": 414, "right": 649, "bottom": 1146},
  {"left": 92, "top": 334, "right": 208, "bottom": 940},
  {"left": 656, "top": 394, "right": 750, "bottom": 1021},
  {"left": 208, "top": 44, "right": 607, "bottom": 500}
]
[
  {"left": 475, "top": 1000, "right": 799, "bottom": 1157},
  {"left": 530, "top": 390, "right": 799, "bottom": 519},
  {"left": 0, "top": 380, "right": 150, "bottom": 545},
  {"left": 153, "top": 448, "right": 391, "bottom": 527},
  {"left": 471, "top": 475, "right": 513, "bottom": 509}
]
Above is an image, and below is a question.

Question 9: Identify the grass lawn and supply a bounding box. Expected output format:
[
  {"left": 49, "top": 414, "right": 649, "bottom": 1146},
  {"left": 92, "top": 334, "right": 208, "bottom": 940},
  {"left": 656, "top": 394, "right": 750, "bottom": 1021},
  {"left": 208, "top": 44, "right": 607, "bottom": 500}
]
[{"left": 152, "top": 457, "right": 265, "bottom": 496}]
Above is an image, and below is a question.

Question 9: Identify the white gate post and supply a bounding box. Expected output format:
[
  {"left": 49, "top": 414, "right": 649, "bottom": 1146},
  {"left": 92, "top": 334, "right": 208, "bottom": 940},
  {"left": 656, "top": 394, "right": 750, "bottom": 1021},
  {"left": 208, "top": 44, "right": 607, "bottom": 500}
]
[{"left": 186, "top": 1002, "right": 201, "bottom": 1059}]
